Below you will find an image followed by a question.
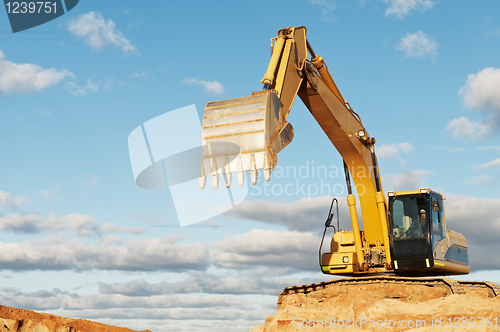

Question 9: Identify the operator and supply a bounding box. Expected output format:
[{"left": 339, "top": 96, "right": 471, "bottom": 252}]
[
  {"left": 404, "top": 211, "right": 424, "bottom": 238},
  {"left": 419, "top": 209, "right": 427, "bottom": 231}
]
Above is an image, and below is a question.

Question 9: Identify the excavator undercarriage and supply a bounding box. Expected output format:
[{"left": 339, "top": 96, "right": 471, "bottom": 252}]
[{"left": 278, "top": 276, "right": 500, "bottom": 309}]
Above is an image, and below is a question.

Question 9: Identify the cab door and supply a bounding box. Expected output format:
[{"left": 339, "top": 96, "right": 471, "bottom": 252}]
[{"left": 430, "top": 194, "right": 445, "bottom": 256}]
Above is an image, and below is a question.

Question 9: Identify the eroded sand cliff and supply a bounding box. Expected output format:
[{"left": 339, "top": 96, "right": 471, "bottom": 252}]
[
  {"left": 0, "top": 305, "right": 151, "bottom": 332},
  {"left": 251, "top": 281, "right": 500, "bottom": 332}
]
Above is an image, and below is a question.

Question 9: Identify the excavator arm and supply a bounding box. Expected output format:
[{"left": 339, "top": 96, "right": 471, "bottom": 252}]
[{"left": 201, "top": 26, "right": 390, "bottom": 273}]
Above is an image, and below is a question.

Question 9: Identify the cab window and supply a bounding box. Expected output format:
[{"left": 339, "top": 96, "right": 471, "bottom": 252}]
[{"left": 390, "top": 195, "right": 427, "bottom": 239}]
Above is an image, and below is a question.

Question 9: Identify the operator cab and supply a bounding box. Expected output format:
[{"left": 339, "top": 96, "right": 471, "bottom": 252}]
[{"left": 388, "top": 188, "right": 469, "bottom": 276}]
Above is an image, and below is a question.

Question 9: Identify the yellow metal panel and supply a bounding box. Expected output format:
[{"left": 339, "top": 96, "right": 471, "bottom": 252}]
[
  {"left": 347, "top": 194, "right": 365, "bottom": 265},
  {"left": 321, "top": 252, "right": 355, "bottom": 274},
  {"left": 272, "top": 27, "right": 307, "bottom": 119},
  {"left": 298, "top": 79, "right": 385, "bottom": 244}
]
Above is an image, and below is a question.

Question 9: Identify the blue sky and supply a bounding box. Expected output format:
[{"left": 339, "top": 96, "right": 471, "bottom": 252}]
[{"left": 1, "top": 0, "right": 500, "bottom": 331}]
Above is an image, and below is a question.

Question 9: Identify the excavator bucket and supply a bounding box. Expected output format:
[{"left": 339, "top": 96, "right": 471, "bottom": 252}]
[{"left": 200, "top": 90, "right": 294, "bottom": 189}]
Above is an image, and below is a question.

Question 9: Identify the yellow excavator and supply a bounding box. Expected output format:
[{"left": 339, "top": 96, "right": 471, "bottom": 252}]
[{"left": 199, "top": 26, "right": 470, "bottom": 279}]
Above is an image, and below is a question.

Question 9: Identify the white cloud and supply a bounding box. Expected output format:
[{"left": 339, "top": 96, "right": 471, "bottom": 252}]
[
  {"left": 459, "top": 67, "right": 500, "bottom": 112},
  {"left": 309, "top": 0, "right": 338, "bottom": 22},
  {"left": 0, "top": 210, "right": 144, "bottom": 237},
  {"left": 464, "top": 174, "right": 497, "bottom": 187},
  {"left": 0, "top": 191, "right": 28, "bottom": 210},
  {"left": 489, "top": 27, "right": 500, "bottom": 36},
  {"left": 377, "top": 142, "right": 415, "bottom": 165},
  {"left": 131, "top": 71, "right": 150, "bottom": 79},
  {"left": 448, "top": 68, "right": 500, "bottom": 140},
  {"left": 211, "top": 229, "right": 320, "bottom": 271},
  {"left": 200, "top": 220, "right": 221, "bottom": 228},
  {"left": 77, "top": 174, "right": 98, "bottom": 187},
  {"left": 0, "top": 213, "right": 62, "bottom": 233},
  {"left": 132, "top": 215, "right": 165, "bottom": 223},
  {"left": 478, "top": 146, "right": 500, "bottom": 152},
  {"left": 182, "top": 78, "right": 224, "bottom": 95},
  {"left": 127, "top": 18, "right": 143, "bottom": 31},
  {"left": 40, "top": 190, "right": 55, "bottom": 200},
  {"left": 0, "top": 235, "right": 209, "bottom": 271},
  {"left": 472, "top": 158, "right": 500, "bottom": 170},
  {"left": 310, "top": 0, "right": 337, "bottom": 10},
  {"left": 64, "top": 309, "right": 266, "bottom": 330},
  {"left": 0, "top": 286, "right": 257, "bottom": 315},
  {"left": 68, "top": 79, "right": 99, "bottom": 96},
  {"left": 101, "top": 222, "right": 143, "bottom": 235},
  {"left": 227, "top": 196, "right": 343, "bottom": 232},
  {"left": 67, "top": 12, "right": 138, "bottom": 53},
  {"left": 0, "top": 50, "right": 72, "bottom": 96},
  {"left": 98, "top": 272, "right": 318, "bottom": 296},
  {"left": 446, "top": 116, "right": 492, "bottom": 139},
  {"left": 444, "top": 194, "right": 500, "bottom": 270},
  {"left": 394, "top": 142, "right": 414, "bottom": 153},
  {"left": 34, "top": 109, "right": 52, "bottom": 117},
  {"left": 384, "top": 0, "right": 434, "bottom": 19},
  {"left": 396, "top": 31, "right": 437, "bottom": 59},
  {"left": 383, "top": 169, "right": 431, "bottom": 191},
  {"left": 155, "top": 67, "right": 167, "bottom": 74},
  {"left": 62, "top": 214, "right": 100, "bottom": 237}
]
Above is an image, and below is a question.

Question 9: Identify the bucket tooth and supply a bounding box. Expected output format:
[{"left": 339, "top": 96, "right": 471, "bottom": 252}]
[
  {"left": 224, "top": 172, "right": 232, "bottom": 188},
  {"left": 264, "top": 169, "right": 271, "bottom": 181},
  {"left": 238, "top": 171, "right": 245, "bottom": 186},
  {"left": 251, "top": 169, "right": 258, "bottom": 186},
  {"left": 237, "top": 156, "right": 244, "bottom": 186},
  {"left": 212, "top": 159, "right": 219, "bottom": 189},
  {"left": 212, "top": 173, "right": 219, "bottom": 189},
  {"left": 223, "top": 158, "right": 232, "bottom": 188},
  {"left": 264, "top": 153, "right": 271, "bottom": 181},
  {"left": 250, "top": 154, "right": 258, "bottom": 185},
  {"left": 199, "top": 161, "right": 207, "bottom": 190}
]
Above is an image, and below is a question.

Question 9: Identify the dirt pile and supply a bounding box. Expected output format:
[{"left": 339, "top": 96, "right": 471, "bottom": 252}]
[
  {"left": 250, "top": 280, "right": 500, "bottom": 332},
  {"left": 0, "top": 305, "right": 151, "bottom": 332}
]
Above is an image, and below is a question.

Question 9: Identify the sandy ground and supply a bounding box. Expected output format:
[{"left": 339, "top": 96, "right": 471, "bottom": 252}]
[
  {"left": 0, "top": 305, "right": 151, "bottom": 332},
  {"left": 250, "top": 282, "right": 500, "bottom": 332}
]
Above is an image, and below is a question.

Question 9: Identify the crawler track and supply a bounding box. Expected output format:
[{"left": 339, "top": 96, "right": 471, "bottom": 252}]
[
  {"left": 457, "top": 280, "right": 500, "bottom": 297},
  {"left": 278, "top": 276, "right": 500, "bottom": 305}
]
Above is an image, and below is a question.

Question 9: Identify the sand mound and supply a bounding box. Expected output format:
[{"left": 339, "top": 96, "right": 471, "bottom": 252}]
[
  {"left": 0, "top": 305, "right": 151, "bottom": 332},
  {"left": 252, "top": 281, "right": 500, "bottom": 332}
]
